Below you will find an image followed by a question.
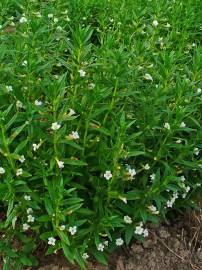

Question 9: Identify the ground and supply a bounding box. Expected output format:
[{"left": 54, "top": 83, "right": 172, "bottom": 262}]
[{"left": 26, "top": 210, "right": 202, "bottom": 270}]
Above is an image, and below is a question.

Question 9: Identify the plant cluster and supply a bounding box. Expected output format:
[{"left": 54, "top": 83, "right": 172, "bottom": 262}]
[{"left": 0, "top": 0, "right": 201, "bottom": 269}]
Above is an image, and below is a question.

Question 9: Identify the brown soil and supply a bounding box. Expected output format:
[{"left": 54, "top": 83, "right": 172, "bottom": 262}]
[{"left": 1, "top": 210, "right": 202, "bottom": 270}]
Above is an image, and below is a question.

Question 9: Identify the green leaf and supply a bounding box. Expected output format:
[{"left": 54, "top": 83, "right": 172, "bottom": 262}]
[
  {"left": 92, "top": 250, "right": 108, "bottom": 265},
  {"left": 127, "top": 151, "right": 145, "bottom": 157},
  {"left": 61, "top": 243, "right": 75, "bottom": 264},
  {"left": 44, "top": 196, "right": 54, "bottom": 215},
  {"left": 125, "top": 225, "right": 134, "bottom": 245},
  {"left": 57, "top": 231, "right": 70, "bottom": 245},
  {"left": 64, "top": 159, "right": 87, "bottom": 166}
]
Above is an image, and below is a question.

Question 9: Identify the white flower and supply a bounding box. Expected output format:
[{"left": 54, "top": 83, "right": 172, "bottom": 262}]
[
  {"left": 165, "top": 22, "right": 171, "bottom": 28},
  {"left": 6, "top": 85, "right": 13, "bottom": 92},
  {"left": 89, "top": 83, "right": 95, "bottom": 89},
  {"left": 53, "top": 17, "right": 58, "bottom": 23},
  {"left": 182, "top": 193, "right": 186, "bottom": 198},
  {"left": 27, "top": 215, "right": 34, "bottom": 223},
  {"left": 104, "top": 240, "right": 109, "bottom": 246},
  {"left": 56, "top": 26, "right": 63, "bottom": 31},
  {"left": 124, "top": 215, "right": 132, "bottom": 224},
  {"left": 185, "top": 186, "right": 190, "bottom": 193},
  {"left": 24, "top": 195, "right": 31, "bottom": 201},
  {"left": 116, "top": 238, "right": 124, "bottom": 246},
  {"left": 120, "top": 197, "right": 127, "bottom": 204},
  {"left": 135, "top": 225, "right": 144, "bottom": 235},
  {"left": 82, "top": 253, "right": 89, "bottom": 259},
  {"left": 70, "top": 131, "right": 80, "bottom": 140},
  {"left": 144, "top": 73, "right": 153, "bottom": 81},
  {"left": 23, "top": 223, "right": 30, "bottom": 231},
  {"left": 164, "top": 122, "right": 170, "bottom": 130},
  {"left": 48, "top": 14, "right": 54, "bottom": 18},
  {"left": 128, "top": 168, "right": 136, "bottom": 179},
  {"left": 68, "top": 226, "right": 77, "bottom": 235},
  {"left": 143, "top": 229, "right": 149, "bottom": 237},
  {"left": 60, "top": 225, "right": 65, "bottom": 231},
  {"left": 180, "top": 176, "right": 185, "bottom": 182},
  {"left": 32, "top": 143, "right": 40, "bottom": 151},
  {"left": 16, "top": 100, "right": 24, "bottom": 109},
  {"left": 22, "top": 60, "right": 27, "bottom": 66},
  {"left": 51, "top": 122, "right": 61, "bottom": 131},
  {"left": 150, "top": 173, "right": 155, "bottom": 180},
  {"left": 19, "top": 155, "right": 25, "bottom": 163},
  {"left": 0, "top": 167, "right": 5, "bottom": 174},
  {"left": 97, "top": 243, "right": 105, "bottom": 252},
  {"left": 173, "top": 191, "right": 178, "bottom": 199},
  {"left": 197, "top": 88, "right": 201, "bottom": 94},
  {"left": 78, "top": 69, "right": 86, "bottom": 77},
  {"left": 57, "top": 160, "right": 64, "bottom": 169},
  {"left": 19, "top": 16, "right": 27, "bottom": 24},
  {"left": 196, "top": 183, "right": 201, "bottom": 187},
  {"left": 148, "top": 205, "right": 159, "bottom": 214},
  {"left": 144, "top": 164, "right": 150, "bottom": 170},
  {"left": 176, "top": 139, "right": 182, "bottom": 144},
  {"left": 152, "top": 20, "right": 158, "bottom": 27},
  {"left": 194, "top": 147, "right": 199, "bottom": 156},
  {"left": 48, "top": 237, "right": 56, "bottom": 246},
  {"left": 26, "top": 208, "right": 33, "bottom": 214},
  {"left": 35, "top": 100, "right": 43, "bottom": 106},
  {"left": 180, "top": 122, "right": 186, "bottom": 128},
  {"left": 16, "top": 168, "right": 23, "bottom": 176},
  {"left": 68, "top": 108, "right": 76, "bottom": 116},
  {"left": 104, "top": 170, "right": 112, "bottom": 180}
]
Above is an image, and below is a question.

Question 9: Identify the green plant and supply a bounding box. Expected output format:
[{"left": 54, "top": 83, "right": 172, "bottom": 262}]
[{"left": 0, "top": 0, "right": 201, "bottom": 268}]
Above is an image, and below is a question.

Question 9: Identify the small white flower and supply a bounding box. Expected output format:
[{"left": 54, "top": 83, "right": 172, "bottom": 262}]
[
  {"left": 180, "top": 176, "right": 185, "bottom": 182},
  {"left": 173, "top": 191, "right": 178, "bottom": 199},
  {"left": 60, "top": 225, "right": 65, "bottom": 231},
  {"left": 144, "top": 73, "right": 153, "bottom": 81},
  {"left": 6, "top": 85, "right": 13, "bottom": 92},
  {"left": 24, "top": 195, "right": 31, "bottom": 201},
  {"left": 51, "top": 122, "right": 61, "bottom": 131},
  {"left": 152, "top": 20, "right": 158, "bottom": 27},
  {"left": 19, "top": 155, "right": 25, "bottom": 163},
  {"left": 144, "top": 164, "right": 150, "bottom": 170},
  {"left": 34, "top": 100, "right": 43, "bottom": 106},
  {"left": 164, "top": 122, "right": 170, "bottom": 130},
  {"left": 176, "top": 139, "right": 182, "bottom": 144},
  {"left": 120, "top": 197, "right": 127, "bottom": 204},
  {"left": 32, "top": 143, "right": 40, "bottom": 151},
  {"left": 196, "top": 183, "right": 201, "bottom": 187},
  {"left": 116, "top": 238, "right": 124, "bottom": 246},
  {"left": 78, "top": 69, "right": 86, "bottom": 77},
  {"left": 135, "top": 225, "right": 144, "bottom": 235},
  {"left": 70, "top": 131, "right": 80, "bottom": 140},
  {"left": 124, "top": 215, "right": 132, "bottom": 224},
  {"left": 89, "top": 83, "right": 95, "bottom": 89},
  {"left": 150, "top": 173, "right": 155, "bottom": 180},
  {"left": 27, "top": 215, "right": 34, "bottom": 223},
  {"left": 104, "top": 170, "right": 112, "bottom": 180},
  {"left": 97, "top": 243, "right": 105, "bottom": 252},
  {"left": 16, "top": 168, "right": 23, "bottom": 176},
  {"left": 48, "top": 237, "right": 56, "bottom": 246},
  {"left": 148, "top": 205, "right": 159, "bottom": 214},
  {"left": 26, "top": 208, "right": 33, "bottom": 214},
  {"left": 82, "top": 253, "right": 89, "bottom": 259},
  {"left": 23, "top": 223, "right": 30, "bottom": 231},
  {"left": 56, "top": 26, "right": 63, "bottom": 31},
  {"left": 194, "top": 147, "right": 199, "bottom": 156},
  {"left": 68, "top": 108, "right": 76, "bottom": 116},
  {"left": 68, "top": 226, "right": 77, "bottom": 235},
  {"left": 182, "top": 193, "right": 186, "bottom": 198},
  {"left": 128, "top": 168, "right": 136, "bottom": 178},
  {"left": 197, "top": 88, "right": 201, "bottom": 94},
  {"left": 0, "top": 167, "right": 5, "bottom": 174},
  {"left": 22, "top": 60, "right": 27, "bottom": 66},
  {"left": 180, "top": 122, "right": 186, "bottom": 128},
  {"left": 143, "top": 229, "right": 149, "bottom": 237},
  {"left": 16, "top": 100, "right": 24, "bottom": 109},
  {"left": 19, "top": 16, "right": 28, "bottom": 24},
  {"left": 104, "top": 240, "right": 109, "bottom": 246},
  {"left": 57, "top": 160, "right": 64, "bottom": 169},
  {"left": 48, "top": 14, "right": 54, "bottom": 18},
  {"left": 185, "top": 186, "right": 190, "bottom": 193},
  {"left": 165, "top": 22, "right": 171, "bottom": 28},
  {"left": 53, "top": 17, "right": 58, "bottom": 23}
]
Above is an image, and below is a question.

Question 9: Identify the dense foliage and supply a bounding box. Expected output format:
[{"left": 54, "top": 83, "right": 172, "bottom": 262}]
[{"left": 0, "top": 0, "right": 201, "bottom": 268}]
